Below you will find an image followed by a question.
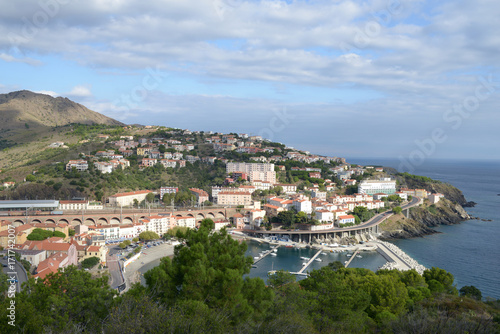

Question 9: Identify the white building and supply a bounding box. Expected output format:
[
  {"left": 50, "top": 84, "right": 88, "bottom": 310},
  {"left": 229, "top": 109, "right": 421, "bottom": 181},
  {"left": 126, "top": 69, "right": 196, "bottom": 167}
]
[
  {"left": 315, "top": 210, "right": 334, "bottom": 222},
  {"left": 66, "top": 160, "right": 88, "bottom": 172},
  {"left": 395, "top": 191, "right": 408, "bottom": 201},
  {"left": 311, "top": 190, "right": 327, "bottom": 200},
  {"left": 338, "top": 215, "right": 356, "bottom": 225},
  {"left": 94, "top": 225, "right": 120, "bottom": 240},
  {"left": 175, "top": 216, "right": 196, "bottom": 229},
  {"left": 217, "top": 191, "right": 253, "bottom": 206},
  {"left": 428, "top": 193, "right": 444, "bottom": 204},
  {"left": 227, "top": 162, "right": 274, "bottom": 173},
  {"left": 275, "top": 184, "right": 297, "bottom": 194},
  {"left": 293, "top": 199, "right": 312, "bottom": 214},
  {"left": 142, "top": 215, "right": 173, "bottom": 237},
  {"left": 251, "top": 180, "right": 273, "bottom": 191},
  {"left": 95, "top": 161, "right": 113, "bottom": 174},
  {"left": 58, "top": 200, "right": 90, "bottom": 211},
  {"left": 160, "top": 187, "right": 178, "bottom": 199},
  {"left": 358, "top": 179, "right": 396, "bottom": 195},
  {"left": 248, "top": 171, "right": 276, "bottom": 184},
  {"left": 108, "top": 190, "right": 152, "bottom": 207}
]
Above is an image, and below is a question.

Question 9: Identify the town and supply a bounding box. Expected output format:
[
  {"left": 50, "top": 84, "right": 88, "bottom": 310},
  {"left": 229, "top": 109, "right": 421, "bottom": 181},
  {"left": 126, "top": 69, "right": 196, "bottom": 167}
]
[{"left": 0, "top": 125, "right": 445, "bottom": 288}]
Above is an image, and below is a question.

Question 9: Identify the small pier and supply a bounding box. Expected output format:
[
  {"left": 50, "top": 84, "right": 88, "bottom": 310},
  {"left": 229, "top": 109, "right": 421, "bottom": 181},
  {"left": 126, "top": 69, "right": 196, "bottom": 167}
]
[
  {"left": 297, "top": 249, "right": 323, "bottom": 274},
  {"left": 344, "top": 250, "right": 360, "bottom": 268},
  {"left": 253, "top": 245, "right": 279, "bottom": 264}
]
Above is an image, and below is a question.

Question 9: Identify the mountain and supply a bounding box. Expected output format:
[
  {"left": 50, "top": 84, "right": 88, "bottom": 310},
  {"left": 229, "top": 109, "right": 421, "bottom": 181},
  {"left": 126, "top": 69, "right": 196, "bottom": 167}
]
[{"left": 0, "top": 90, "right": 123, "bottom": 130}]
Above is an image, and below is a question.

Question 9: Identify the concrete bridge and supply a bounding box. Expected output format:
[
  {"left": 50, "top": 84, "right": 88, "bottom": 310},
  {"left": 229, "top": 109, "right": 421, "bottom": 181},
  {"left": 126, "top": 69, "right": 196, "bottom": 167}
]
[
  {"left": 243, "top": 196, "right": 422, "bottom": 243},
  {"left": 3, "top": 207, "right": 237, "bottom": 227}
]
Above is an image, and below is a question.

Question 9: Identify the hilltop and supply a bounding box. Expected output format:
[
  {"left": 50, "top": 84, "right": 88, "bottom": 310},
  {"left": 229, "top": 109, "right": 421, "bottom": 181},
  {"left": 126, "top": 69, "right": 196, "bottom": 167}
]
[
  {"left": 0, "top": 91, "right": 125, "bottom": 170},
  {"left": 0, "top": 90, "right": 122, "bottom": 132}
]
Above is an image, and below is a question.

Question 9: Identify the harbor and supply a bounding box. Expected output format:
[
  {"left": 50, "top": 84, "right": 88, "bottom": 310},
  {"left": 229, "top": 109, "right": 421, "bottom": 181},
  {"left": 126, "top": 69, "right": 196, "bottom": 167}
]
[{"left": 244, "top": 237, "right": 427, "bottom": 281}]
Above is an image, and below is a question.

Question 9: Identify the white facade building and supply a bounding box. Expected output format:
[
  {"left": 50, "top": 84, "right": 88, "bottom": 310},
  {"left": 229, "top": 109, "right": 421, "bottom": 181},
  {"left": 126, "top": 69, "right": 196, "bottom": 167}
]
[
  {"left": 142, "top": 215, "right": 173, "bottom": 237},
  {"left": 175, "top": 216, "right": 196, "bottom": 229},
  {"left": 108, "top": 190, "right": 152, "bottom": 207},
  {"left": 293, "top": 199, "right": 312, "bottom": 214},
  {"left": 358, "top": 179, "right": 397, "bottom": 195}
]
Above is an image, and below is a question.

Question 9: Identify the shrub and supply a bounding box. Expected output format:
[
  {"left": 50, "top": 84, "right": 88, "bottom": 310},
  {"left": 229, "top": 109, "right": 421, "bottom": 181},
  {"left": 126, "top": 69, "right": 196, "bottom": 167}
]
[{"left": 81, "top": 256, "right": 100, "bottom": 269}]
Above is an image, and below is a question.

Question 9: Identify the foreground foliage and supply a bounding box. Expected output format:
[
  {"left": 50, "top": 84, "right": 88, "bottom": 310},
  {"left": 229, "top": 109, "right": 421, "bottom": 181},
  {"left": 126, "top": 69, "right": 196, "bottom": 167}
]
[{"left": 0, "top": 221, "right": 499, "bottom": 333}]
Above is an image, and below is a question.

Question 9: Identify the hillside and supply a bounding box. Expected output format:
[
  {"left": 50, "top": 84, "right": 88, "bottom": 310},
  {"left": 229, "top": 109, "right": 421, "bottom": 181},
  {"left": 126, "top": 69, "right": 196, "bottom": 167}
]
[{"left": 0, "top": 90, "right": 122, "bottom": 132}]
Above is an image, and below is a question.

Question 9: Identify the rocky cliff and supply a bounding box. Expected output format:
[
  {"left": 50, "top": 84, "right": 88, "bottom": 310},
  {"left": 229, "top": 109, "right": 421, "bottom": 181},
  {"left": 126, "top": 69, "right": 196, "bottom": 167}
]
[{"left": 379, "top": 198, "right": 471, "bottom": 240}]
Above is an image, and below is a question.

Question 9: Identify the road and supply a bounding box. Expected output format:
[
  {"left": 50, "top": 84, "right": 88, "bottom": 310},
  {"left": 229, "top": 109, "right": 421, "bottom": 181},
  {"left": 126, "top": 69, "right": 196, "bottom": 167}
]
[
  {"left": 1, "top": 257, "right": 29, "bottom": 293},
  {"left": 106, "top": 253, "right": 124, "bottom": 289},
  {"left": 361, "top": 196, "right": 420, "bottom": 228},
  {"left": 243, "top": 196, "right": 422, "bottom": 235}
]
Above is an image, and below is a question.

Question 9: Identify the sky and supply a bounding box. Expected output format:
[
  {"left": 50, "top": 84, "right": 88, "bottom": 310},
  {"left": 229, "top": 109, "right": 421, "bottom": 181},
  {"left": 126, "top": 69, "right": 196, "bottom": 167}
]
[{"left": 0, "top": 0, "right": 499, "bottom": 164}]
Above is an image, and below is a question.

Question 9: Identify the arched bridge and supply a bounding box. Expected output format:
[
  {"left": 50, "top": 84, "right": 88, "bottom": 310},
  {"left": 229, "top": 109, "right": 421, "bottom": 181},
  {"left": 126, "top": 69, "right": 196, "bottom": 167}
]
[{"left": 3, "top": 208, "right": 237, "bottom": 227}]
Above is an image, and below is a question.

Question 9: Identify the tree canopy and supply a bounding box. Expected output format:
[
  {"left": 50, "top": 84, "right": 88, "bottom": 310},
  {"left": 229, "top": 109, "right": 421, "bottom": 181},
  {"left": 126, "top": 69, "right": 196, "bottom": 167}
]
[
  {"left": 139, "top": 231, "right": 160, "bottom": 241},
  {"left": 144, "top": 219, "right": 273, "bottom": 322},
  {"left": 27, "top": 228, "right": 66, "bottom": 241}
]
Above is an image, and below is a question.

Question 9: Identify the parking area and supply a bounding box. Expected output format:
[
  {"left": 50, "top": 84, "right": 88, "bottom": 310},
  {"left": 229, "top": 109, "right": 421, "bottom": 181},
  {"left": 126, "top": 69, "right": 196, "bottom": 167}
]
[{"left": 122, "top": 241, "right": 176, "bottom": 291}]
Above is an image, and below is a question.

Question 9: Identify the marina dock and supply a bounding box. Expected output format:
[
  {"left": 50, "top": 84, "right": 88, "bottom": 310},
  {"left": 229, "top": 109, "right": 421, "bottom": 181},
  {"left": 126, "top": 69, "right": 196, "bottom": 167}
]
[
  {"left": 253, "top": 245, "right": 280, "bottom": 264},
  {"left": 297, "top": 249, "right": 322, "bottom": 274},
  {"left": 344, "top": 250, "right": 360, "bottom": 268}
]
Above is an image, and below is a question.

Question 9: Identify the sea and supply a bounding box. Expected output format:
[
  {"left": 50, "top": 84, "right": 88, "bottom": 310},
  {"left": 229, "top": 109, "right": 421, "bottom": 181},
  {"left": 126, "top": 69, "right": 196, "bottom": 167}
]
[{"left": 246, "top": 158, "right": 500, "bottom": 300}]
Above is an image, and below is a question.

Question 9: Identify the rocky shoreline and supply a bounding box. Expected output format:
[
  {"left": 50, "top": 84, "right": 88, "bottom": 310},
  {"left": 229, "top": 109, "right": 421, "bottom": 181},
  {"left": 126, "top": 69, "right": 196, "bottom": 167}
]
[{"left": 379, "top": 197, "right": 472, "bottom": 240}]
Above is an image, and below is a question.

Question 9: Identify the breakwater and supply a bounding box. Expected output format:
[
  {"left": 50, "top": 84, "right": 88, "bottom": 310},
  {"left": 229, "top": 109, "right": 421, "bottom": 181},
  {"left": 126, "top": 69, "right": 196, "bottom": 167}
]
[{"left": 376, "top": 240, "right": 426, "bottom": 275}]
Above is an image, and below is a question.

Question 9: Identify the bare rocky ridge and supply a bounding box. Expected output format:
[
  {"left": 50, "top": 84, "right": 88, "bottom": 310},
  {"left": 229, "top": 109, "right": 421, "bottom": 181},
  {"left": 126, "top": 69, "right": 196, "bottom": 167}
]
[{"left": 0, "top": 90, "right": 122, "bottom": 131}]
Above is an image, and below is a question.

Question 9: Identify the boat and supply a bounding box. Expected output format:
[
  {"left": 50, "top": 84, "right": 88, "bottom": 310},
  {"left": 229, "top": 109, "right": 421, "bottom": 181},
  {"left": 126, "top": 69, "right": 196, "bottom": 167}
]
[
  {"left": 302, "top": 262, "right": 307, "bottom": 266},
  {"left": 253, "top": 256, "right": 259, "bottom": 260},
  {"left": 272, "top": 248, "right": 278, "bottom": 253},
  {"left": 347, "top": 254, "right": 353, "bottom": 257},
  {"left": 285, "top": 245, "right": 293, "bottom": 248},
  {"left": 356, "top": 255, "right": 362, "bottom": 258},
  {"left": 270, "top": 253, "right": 277, "bottom": 256},
  {"left": 315, "top": 258, "right": 322, "bottom": 262},
  {"left": 300, "top": 256, "right": 307, "bottom": 260},
  {"left": 321, "top": 252, "right": 327, "bottom": 255},
  {"left": 268, "top": 263, "right": 276, "bottom": 276}
]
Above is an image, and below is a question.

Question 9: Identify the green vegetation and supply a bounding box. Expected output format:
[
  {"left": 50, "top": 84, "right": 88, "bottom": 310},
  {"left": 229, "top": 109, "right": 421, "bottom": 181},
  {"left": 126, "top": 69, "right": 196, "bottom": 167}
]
[
  {"left": 352, "top": 206, "right": 378, "bottom": 222},
  {"left": 139, "top": 231, "right": 160, "bottom": 241},
  {"left": 427, "top": 204, "right": 438, "bottom": 214},
  {"left": 387, "top": 194, "right": 403, "bottom": 203},
  {"left": 270, "top": 210, "right": 320, "bottom": 228},
  {"left": 392, "top": 206, "right": 403, "bottom": 214},
  {"left": 0, "top": 223, "right": 498, "bottom": 333},
  {"left": 81, "top": 256, "right": 100, "bottom": 269},
  {"left": 26, "top": 228, "right": 66, "bottom": 241},
  {"left": 162, "top": 190, "right": 196, "bottom": 207},
  {"left": 0, "top": 137, "right": 16, "bottom": 151},
  {"left": 0, "top": 266, "right": 116, "bottom": 333},
  {"left": 166, "top": 226, "right": 189, "bottom": 238},
  {"left": 398, "top": 172, "right": 441, "bottom": 184},
  {"left": 71, "top": 123, "right": 125, "bottom": 138},
  {"left": 460, "top": 285, "right": 483, "bottom": 300},
  {"left": 14, "top": 252, "right": 31, "bottom": 272}
]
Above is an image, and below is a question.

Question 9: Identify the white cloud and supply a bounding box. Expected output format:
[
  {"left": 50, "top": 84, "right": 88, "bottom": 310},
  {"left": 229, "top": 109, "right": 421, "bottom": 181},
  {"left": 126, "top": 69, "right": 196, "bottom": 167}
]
[
  {"left": 34, "top": 90, "right": 59, "bottom": 97},
  {"left": 0, "top": 0, "right": 499, "bottom": 159},
  {"left": 0, "top": 53, "right": 41, "bottom": 66},
  {"left": 67, "top": 85, "right": 92, "bottom": 97}
]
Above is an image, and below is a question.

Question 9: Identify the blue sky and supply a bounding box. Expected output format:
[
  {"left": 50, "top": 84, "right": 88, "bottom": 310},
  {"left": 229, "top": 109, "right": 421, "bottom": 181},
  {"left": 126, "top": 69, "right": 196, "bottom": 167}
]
[{"left": 1, "top": 0, "right": 499, "bottom": 162}]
